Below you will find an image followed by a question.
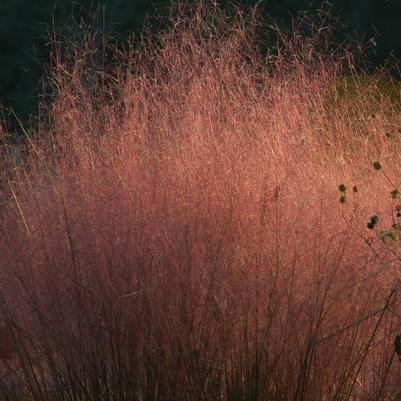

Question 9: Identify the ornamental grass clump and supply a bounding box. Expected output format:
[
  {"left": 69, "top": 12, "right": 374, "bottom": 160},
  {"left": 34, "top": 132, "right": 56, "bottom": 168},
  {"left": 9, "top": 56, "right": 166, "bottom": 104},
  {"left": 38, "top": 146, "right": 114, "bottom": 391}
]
[{"left": 0, "top": 2, "right": 401, "bottom": 401}]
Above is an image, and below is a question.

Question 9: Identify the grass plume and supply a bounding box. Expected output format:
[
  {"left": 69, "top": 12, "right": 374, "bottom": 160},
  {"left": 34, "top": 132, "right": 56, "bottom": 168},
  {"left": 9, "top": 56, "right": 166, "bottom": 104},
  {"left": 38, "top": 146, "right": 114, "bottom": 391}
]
[{"left": 0, "top": 3, "right": 401, "bottom": 400}]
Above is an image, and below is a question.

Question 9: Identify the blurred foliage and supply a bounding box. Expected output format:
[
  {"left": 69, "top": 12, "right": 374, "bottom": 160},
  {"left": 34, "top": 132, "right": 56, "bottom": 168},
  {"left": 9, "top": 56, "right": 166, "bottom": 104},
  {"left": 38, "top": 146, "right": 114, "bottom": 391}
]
[
  {"left": 1, "top": 0, "right": 401, "bottom": 124},
  {"left": 327, "top": 73, "right": 401, "bottom": 110},
  {"left": 311, "top": 72, "right": 401, "bottom": 158}
]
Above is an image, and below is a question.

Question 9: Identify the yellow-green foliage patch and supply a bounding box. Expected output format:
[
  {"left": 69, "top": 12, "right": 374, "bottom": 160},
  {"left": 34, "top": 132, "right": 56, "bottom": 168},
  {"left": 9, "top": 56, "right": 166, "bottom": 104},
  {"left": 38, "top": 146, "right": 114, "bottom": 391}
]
[{"left": 329, "top": 73, "right": 401, "bottom": 109}]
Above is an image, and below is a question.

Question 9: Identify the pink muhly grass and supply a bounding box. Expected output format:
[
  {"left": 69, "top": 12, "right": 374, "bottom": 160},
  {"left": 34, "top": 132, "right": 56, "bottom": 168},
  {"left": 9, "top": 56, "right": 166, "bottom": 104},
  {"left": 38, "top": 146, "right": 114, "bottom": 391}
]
[{"left": 0, "top": 3, "right": 400, "bottom": 401}]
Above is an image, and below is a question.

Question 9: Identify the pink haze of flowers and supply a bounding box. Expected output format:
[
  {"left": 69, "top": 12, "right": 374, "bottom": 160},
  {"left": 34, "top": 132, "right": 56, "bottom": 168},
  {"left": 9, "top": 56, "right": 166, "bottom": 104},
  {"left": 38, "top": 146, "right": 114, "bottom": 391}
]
[{"left": 0, "top": 3, "right": 401, "bottom": 400}]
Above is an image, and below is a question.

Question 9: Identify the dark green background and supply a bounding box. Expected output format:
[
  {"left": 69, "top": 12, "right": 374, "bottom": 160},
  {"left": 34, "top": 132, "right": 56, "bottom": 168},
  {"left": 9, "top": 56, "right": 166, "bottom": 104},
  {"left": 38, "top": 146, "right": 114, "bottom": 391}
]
[{"left": 1, "top": 0, "right": 401, "bottom": 123}]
